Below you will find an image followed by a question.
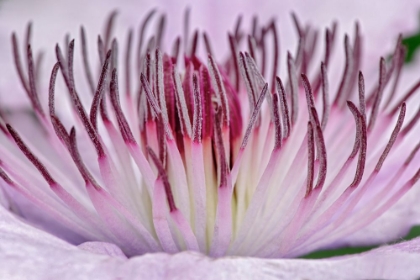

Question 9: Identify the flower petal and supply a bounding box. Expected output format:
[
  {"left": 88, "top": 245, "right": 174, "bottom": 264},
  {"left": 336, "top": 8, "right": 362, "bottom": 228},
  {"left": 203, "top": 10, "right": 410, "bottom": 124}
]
[
  {"left": 0, "top": 205, "right": 125, "bottom": 279},
  {"left": 1, "top": 204, "right": 420, "bottom": 279},
  {"left": 78, "top": 241, "right": 128, "bottom": 259}
]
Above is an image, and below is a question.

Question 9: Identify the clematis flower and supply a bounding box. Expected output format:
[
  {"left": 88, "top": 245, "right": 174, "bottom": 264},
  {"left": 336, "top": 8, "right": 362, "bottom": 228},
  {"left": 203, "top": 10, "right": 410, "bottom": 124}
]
[{"left": 0, "top": 0, "right": 420, "bottom": 279}]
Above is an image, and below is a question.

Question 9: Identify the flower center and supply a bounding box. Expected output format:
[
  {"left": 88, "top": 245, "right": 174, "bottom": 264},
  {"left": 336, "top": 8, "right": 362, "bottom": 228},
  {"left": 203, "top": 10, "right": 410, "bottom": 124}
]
[{"left": 0, "top": 9, "right": 419, "bottom": 258}]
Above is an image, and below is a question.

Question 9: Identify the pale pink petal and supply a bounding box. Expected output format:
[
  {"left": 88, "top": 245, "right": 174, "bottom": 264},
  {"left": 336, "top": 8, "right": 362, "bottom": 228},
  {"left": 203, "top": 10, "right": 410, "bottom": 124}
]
[
  {"left": 78, "top": 241, "right": 128, "bottom": 259},
  {"left": 0, "top": 204, "right": 420, "bottom": 279}
]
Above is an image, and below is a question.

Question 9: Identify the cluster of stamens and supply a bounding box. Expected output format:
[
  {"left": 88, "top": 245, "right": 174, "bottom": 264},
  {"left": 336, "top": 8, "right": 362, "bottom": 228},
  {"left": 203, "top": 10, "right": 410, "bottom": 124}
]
[{"left": 0, "top": 9, "right": 418, "bottom": 258}]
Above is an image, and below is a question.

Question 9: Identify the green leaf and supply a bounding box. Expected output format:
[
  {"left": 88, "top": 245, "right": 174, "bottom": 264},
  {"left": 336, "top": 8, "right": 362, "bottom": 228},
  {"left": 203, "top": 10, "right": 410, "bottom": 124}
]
[
  {"left": 301, "top": 225, "right": 420, "bottom": 259},
  {"left": 402, "top": 13, "right": 420, "bottom": 63},
  {"left": 402, "top": 34, "right": 420, "bottom": 63}
]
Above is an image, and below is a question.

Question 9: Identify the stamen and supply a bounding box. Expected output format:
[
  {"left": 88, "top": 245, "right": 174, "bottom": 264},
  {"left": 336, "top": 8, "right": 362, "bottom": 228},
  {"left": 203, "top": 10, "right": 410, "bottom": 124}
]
[
  {"left": 251, "top": 16, "right": 258, "bottom": 40},
  {"left": 156, "top": 14, "right": 166, "bottom": 49},
  {"left": 405, "top": 141, "right": 420, "bottom": 166},
  {"left": 0, "top": 116, "right": 8, "bottom": 137},
  {"left": 24, "top": 22, "right": 32, "bottom": 58},
  {"left": 312, "top": 27, "right": 334, "bottom": 96},
  {"left": 302, "top": 29, "right": 318, "bottom": 75},
  {"left": 151, "top": 176, "right": 180, "bottom": 252},
  {"left": 172, "top": 69, "right": 192, "bottom": 137},
  {"left": 306, "top": 122, "right": 315, "bottom": 196},
  {"left": 190, "top": 30, "right": 199, "bottom": 57},
  {"left": 110, "top": 39, "right": 119, "bottom": 72},
  {"left": 383, "top": 35, "right": 404, "bottom": 107},
  {"left": 389, "top": 78, "right": 420, "bottom": 116},
  {"left": 48, "top": 62, "right": 70, "bottom": 146},
  {"left": 275, "top": 77, "right": 291, "bottom": 138},
  {"left": 11, "top": 33, "right": 30, "bottom": 95},
  {"left": 247, "top": 35, "right": 257, "bottom": 61},
  {"left": 192, "top": 73, "right": 202, "bottom": 143},
  {"left": 90, "top": 51, "right": 111, "bottom": 131},
  {"left": 241, "top": 83, "right": 268, "bottom": 149},
  {"left": 346, "top": 22, "right": 361, "bottom": 97},
  {"left": 67, "top": 128, "right": 97, "bottom": 185},
  {"left": 293, "top": 29, "right": 304, "bottom": 71},
  {"left": 27, "top": 44, "right": 45, "bottom": 117},
  {"left": 147, "top": 147, "right": 176, "bottom": 212},
  {"left": 374, "top": 103, "right": 406, "bottom": 172},
  {"left": 183, "top": 62, "right": 195, "bottom": 121},
  {"left": 56, "top": 44, "right": 105, "bottom": 157},
  {"left": 214, "top": 109, "right": 228, "bottom": 188},
  {"left": 368, "top": 57, "right": 386, "bottom": 131},
  {"left": 146, "top": 36, "right": 156, "bottom": 55},
  {"left": 358, "top": 72, "right": 366, "bottom": 118},
  {"left": 228, "top": 34, "right": 240, "bottom": 92},
  {"left": 140, "top": 73, "right": 162, "bottom": 116},
  {"left": 171, "top": 36, "right": 181, "bottom": 65},
  {"left": 244, "top": 52, "right": 265, "bottom": 91},
  {"left": 199, "top": 66, "right": 214, "bottom": 138},
  {"left": 239, "top": 52, "right": 257, "bottom": 108},
  {"left": 301, "top": 74, "right": 315, "bottom": 117},
  {"left": 125, "top": 29, "right": 133, "bottom": 97},
  {"left": 34, "top": 50, "right": 44, "bottom": 86},
  {"left": 271, "top": 90, "right": 283, "bottom": 148},
  {"left": 234, "top": 15, "right": 243, "bottom": 42},
  {"left": 80, "top": 26, "right": 95, "bottom": 94},
  {"left": 401, "top": 104, "right": 420, "bottom": 136},
  {"left": 64, "top": 34, "right": 70, "bottom": 58},
  {"left": 55, "top": 44, "right": 70, "bottom": 84},
  {"left": 210, "top": 109, "right": 233, "bottom": 257},
  {"left": 202, "top": 32, "right": 214, "bottom": 57},
  {"left": 155, "top": 49, "right": 170, "bottom": 132},
  {"left": 110, "top": 68, "right": 135, "bottom": 143},
  {"left": 346, "top": 102, "right": 362, "bottom": 158},
  {"left": 310, "top": 107, "right": 327, "bottom": 190},
  {"left": 230, "top": 83, "right": 269, "bottom": 183},
  {"left": 291, "top": 12, "right": 304, "bottom": 38},
  {"left": 103, "top": 10, "right": 118, "bottom": 50},
  {"left": 7, "top": 124, "right": 55, "bottom": 185},
  {"left": 346, "top": 101, "right": 367, "bottom": 187},
  {"left": 259, "top": 28, "right": 267, "bottom": 76},
  {"left": 287, "top": 52, "right": 298, "bottom": 125},
  {"left": 0, "top": 165, "right": 16, "bottom": 187},
  {"left": 208, "top": 55, "right": 229, "bottom": 125},
  {"left": 334, "top": 35, "right": 353, "bottom": 107},
  {"left": 97, "top": 36, "right": 105, "bottom": 64},
  {"left": 67, "top": 40, "right": 76, "bottom": 90},
  {"left": 267, "top": 21, "right": 279, "bottom": 93},
  {"left": 163, "top": 56, "right": 176, "bottom": 131},
  {"left": 136, "top": 9, "right": 157, "bottom": 73},
  {"left": 320, "top": 63, "right": 329, "bottom": 129}
]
